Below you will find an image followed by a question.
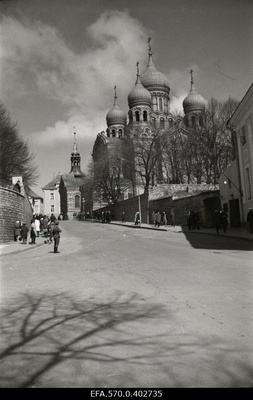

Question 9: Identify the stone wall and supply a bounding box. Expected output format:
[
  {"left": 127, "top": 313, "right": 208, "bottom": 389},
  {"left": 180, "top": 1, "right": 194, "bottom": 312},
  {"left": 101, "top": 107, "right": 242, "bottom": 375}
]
[
  {"left": 94, "top": 192, "right": 149, "bottom": 224},
  {"left": 0, "top": 186, "right": 33, "bottom": 242},
  {"left": 149, "top": 191, "right": 220, "bottom": 227}
]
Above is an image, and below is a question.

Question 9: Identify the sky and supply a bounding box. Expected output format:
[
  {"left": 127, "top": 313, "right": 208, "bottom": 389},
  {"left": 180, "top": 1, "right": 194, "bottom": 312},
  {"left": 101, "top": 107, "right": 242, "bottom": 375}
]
[{"left": 0, "top": 0, "right": 253, "bottom": 196}]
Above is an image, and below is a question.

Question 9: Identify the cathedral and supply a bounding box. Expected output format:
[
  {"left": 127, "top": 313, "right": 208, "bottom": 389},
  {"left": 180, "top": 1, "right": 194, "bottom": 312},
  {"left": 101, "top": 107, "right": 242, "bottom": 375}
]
[{"left": 92, "top": 40, "right": 207, "bottom": 201}]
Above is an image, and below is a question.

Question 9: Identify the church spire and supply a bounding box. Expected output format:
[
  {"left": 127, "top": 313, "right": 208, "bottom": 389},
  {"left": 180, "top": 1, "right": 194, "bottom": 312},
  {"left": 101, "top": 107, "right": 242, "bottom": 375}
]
[
  {"left": 70, "top": 128, "right": 83, "bottom": 176},
  {"left": 190, "top": 69, "right": 195, "bottom": 91}
]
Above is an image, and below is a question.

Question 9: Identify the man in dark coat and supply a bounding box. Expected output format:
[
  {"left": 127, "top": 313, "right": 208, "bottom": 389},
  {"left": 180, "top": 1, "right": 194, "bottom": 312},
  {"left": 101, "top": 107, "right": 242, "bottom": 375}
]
[
  {"left": 52, "top": 221, "right": 61, "bottom": 253},
  {"left": 20, "top": 222, "right": 29, "bottom": 244},
  {"left": 247, "top": 208, "right": 253, "bottom": 233}
]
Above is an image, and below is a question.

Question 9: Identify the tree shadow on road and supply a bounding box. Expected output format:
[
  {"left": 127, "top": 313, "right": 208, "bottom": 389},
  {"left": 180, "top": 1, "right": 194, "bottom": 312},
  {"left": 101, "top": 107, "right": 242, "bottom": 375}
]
[{"left": 0, "top": 291, "right": 252, "bottom": 387}]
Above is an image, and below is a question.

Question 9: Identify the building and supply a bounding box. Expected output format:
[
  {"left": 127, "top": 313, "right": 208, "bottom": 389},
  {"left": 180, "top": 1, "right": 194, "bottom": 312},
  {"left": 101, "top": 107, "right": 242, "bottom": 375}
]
[
  {"left": 59, "top": 132, "right": 86, "bottom": 218},
  {"left": 27, "top": 187, "right": 44, "bottom": 215},
  {"left": 220, "top": 83, "right": 253, "bottom": 225},
  {"left": 92, "top": 40, "right": 207, "bottom": 202},
  {"left": 42, "top": 173, "right": 61, "bottom": 216}
]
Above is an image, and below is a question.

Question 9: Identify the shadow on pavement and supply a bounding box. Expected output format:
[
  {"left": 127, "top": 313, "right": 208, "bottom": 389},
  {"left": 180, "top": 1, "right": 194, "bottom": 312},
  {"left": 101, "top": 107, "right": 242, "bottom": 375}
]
[
  {"left": 181, "top": 227, "right": 253, "bottom": 251},
  {"left": 0, "top": 291, "right": 252, "bottom": 387}
]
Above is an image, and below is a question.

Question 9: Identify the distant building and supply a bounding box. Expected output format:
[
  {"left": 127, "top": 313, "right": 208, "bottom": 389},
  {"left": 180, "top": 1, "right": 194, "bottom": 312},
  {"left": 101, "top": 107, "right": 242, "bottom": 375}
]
[
  {"left": 27, "top": 187, "right": 44, "bottom": 215},
  {"left": 220, "top": 82, "right": 253, "bottom": 225},
  {"left": 59, "top": 131, "right": 86, "bottom": 218},
  {"left": 42, "top": 174, "right": 61, "bottom": 216}
]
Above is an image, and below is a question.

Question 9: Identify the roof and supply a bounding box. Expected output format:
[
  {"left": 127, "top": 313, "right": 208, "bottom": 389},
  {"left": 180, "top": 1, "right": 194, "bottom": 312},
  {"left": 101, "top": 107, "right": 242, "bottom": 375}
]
[
  {"left": 26, "top": 187, "right": 43, "bottom": 199},
  {"left": 61, "top": 173, "right": 86, "bottom": 188},
  {"left": 42, "top": 174, "right": 62, "bottom": 190}
]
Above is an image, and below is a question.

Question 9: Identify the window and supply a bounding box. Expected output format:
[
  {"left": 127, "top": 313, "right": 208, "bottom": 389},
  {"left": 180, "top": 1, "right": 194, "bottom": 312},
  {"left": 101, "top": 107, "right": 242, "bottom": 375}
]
[
  {"left": 191, "top": 116, "right": 195, "bottom": 126},
  {"left": 118, "top": 129, "right": 123, "bottom": 138},
  {"left": 143, "top": 111, "right": 148, "bottom": 121},
  {"left": 135, "top": 111, "right": 140, "bottom": 122},
  {"left": 245, "top": 167, "right": 252, "bottom": 200},
  {"left": 159, "top": 98, "right": 163, "bottom": 111},
  {"left": 112, "top": 129, "right": 116, "bottom": 137},
  {"left": 199, "top": 116, "right": 203, "bottom": 127},
  {"left": 169, "top": 119, "right": 173, "bottom": 128},
  {"left": 160, "top": 118, "right": 165, "bottom": 128},
  {"left": 50, "top": 205, "right": 55, "bottom": 212},
  {"left": 50, "top": 192, "right": 54, "bottom": 200},
  {"left": 75, "top": 195, "right": 80, "bottom": 208}
]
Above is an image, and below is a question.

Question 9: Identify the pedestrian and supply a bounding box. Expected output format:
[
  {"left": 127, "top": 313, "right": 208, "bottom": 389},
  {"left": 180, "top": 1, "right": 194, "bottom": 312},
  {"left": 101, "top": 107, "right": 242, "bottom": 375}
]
[
  {"left": 214, "top": 210, "right": 221, "bottom": 233},
  {"left": 162, "top": 211, "right": 167, "bottom": 226},
  {"left": 134, "top": 211, "right": 140, "bottom": 225},
  {"left": 187, "top": 210, "right": 193, "bottom": 230},
  {"left": 154, "top": 211, "right": 161, "bottom": 227},
  {"left": 152, "top": 211, "right": 155, "bottom": 225},
  {"left": 34, "top": 217, "right": 40, "bottom": 237},
  {"left": 220, "top": 210, "right": 228, "bottom": 233},
  {"left": 14, "top": 220, "right": 21, "bottom": 241},
  {"left": 50, "top": 213, "right": 56, "bottom": 223},
  {"left": 247, "top": 208, "right": 253, "bottom": 233},
  {"left": 122, "top": 212, "right": 126, "bottom": 223},
  {"left": 170, "top": 208, "right": 175, "bottom": 227},
  {"left": 52, "top": 220, "right": 61, "bottom": 253},
  {"left": 30, "top": 219, "right": 36, "bottom": 244},
  {"left": 20, "top": 222, "right": 29, "bottom": 244},
  {"left": 193, "top": 210, "right": 200, "bottom": 230}
]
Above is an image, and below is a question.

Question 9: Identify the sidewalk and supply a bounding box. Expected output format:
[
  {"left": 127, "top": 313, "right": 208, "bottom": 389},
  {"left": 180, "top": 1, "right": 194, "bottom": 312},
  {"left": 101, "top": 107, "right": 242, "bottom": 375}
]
[
  {"left": 110, "top": 220, "right": 253, "bottom": 242},
  {"left": 0, "top": 234, "right": 48, "bottom": 256}
]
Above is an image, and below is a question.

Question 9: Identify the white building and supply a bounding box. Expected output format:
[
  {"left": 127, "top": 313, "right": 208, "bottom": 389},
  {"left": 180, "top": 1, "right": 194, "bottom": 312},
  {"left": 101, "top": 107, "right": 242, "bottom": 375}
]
[
  {"left": 221, "top": 83, "right": 253, "bottom": 224},
  {"left": 42, "top": 174, "right": 62, "bottom": 217}
]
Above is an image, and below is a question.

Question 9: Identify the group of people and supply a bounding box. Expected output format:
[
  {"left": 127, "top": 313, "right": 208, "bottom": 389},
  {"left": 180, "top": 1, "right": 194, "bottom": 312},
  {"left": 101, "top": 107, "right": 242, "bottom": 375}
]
[
  {"left": 187, "top": 210, "right": 200, "bottom": 230},
  {"left": 151, "top": 209, "right": 175, "bottom": 228},
  {"left": 13, "top": 213, "right": 62, "bottom": 253}
]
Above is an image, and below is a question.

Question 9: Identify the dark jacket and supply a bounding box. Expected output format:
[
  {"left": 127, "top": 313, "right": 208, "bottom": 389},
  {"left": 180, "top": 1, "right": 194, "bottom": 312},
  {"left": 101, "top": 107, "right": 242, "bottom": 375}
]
[{"left": 52, "top": 225, "right": 61, "bottom": 239}]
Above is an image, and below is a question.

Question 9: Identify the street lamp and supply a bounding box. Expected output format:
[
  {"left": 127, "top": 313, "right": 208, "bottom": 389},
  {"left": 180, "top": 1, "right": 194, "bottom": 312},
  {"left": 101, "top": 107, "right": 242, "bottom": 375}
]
[{"left": 117, "top": 157, "right": 142, "bottom": 225}]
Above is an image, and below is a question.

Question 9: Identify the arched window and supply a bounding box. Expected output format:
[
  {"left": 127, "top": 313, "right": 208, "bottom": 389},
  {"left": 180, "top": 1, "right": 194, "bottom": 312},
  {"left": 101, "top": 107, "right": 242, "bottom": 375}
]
[
  {"left": 143, "top": 110, "right": 148, "bottom": 121},
  {"left": 160, "top": 118, "right": 165, "bottom": 128},
  {"left": 159, "top": 98, "right": 163, "bottom": 111},
  {"left": 75, "top": 195, "right": 80, "bottom": 208},
  {"left": 199, "top": 116, "right": 203, "bottom": 127},
  {"left": 118, "top": 129, "right": 123, "bottom": 138},
  {"left": 112, "top": 129, "right": 116, "bottom": 137},
  {"left": 152, "top": 117, "right": 156, "bottom": 126},
  {"left": 135, "top": 111, "right": 140, "bottom": 122}
]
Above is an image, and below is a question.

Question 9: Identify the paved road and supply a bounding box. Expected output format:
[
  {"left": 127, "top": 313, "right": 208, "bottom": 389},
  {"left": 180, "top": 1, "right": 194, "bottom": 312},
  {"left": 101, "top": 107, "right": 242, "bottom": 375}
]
[{"left": 0, "top": 220, "right": 252, "bottom": 388}]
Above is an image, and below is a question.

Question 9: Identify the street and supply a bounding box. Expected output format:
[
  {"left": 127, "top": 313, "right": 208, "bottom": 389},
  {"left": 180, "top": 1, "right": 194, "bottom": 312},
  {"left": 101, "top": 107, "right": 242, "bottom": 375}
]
[{"left": 0, "top": 220, "right": 252, "bottom": 388}]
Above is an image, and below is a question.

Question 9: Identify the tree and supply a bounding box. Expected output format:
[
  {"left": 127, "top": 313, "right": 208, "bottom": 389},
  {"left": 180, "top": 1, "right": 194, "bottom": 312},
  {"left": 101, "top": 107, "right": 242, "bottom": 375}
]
[
  {"left": 161, "top": 97, "right": 239, "bottom": 185},
  {"left": 0, "top": 103, "right": 39, "bottom": 188}
]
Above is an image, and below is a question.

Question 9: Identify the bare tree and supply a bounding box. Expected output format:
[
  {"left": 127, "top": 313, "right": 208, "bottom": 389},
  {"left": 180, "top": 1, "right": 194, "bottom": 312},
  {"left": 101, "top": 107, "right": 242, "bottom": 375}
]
[{"left": 0, "top": 103, "right": 39, "bottom": 188}]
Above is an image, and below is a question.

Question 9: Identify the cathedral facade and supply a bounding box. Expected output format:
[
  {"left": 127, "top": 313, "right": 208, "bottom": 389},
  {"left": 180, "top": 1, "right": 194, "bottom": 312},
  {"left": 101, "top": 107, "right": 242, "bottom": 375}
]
[{"left": 92, "top": 42, "right": 206, "bottom": 200}]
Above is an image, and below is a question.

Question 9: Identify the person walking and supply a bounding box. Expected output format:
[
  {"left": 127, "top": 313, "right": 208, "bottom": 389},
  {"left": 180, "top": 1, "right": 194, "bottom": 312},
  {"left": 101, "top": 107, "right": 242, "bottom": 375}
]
[
  {"left": 30, "top": 219, "right": 36, "bottom": 244},
  {"left": 14, "top": 220, "right": 21, "bottom": 241},
  {"left": 247, "top": 208, "right": 253, "bottom": 233},
  {"left": 20, "top": 222, "right": 29, "bottom": 244},
  {"left": 170, "top": 208, "right": 175, "bottom": 227},
  {"left": 134, "top": 211, "right": 140, "bottom": 225},
  {"left": 154, "top": 211, "right": 161, "bottom": 227},
  {"left": 34, "top": 217, "right": 40, "bottom": 237},
  {"left": 162, "top": 211, "right": 167, "bottom": 226},
  {"left": 220, "top": 210, "right": 228, "bottom": 233},
  {"left": 52, "top": 220, "right": 61, "bottom": 253}
]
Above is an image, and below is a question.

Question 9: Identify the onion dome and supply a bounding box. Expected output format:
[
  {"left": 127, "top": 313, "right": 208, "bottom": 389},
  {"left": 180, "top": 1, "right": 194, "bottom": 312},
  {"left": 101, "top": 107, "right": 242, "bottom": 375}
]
[
  {"left": 183, "top": 70, "right": 206, "bottom": 114},
  {"left": 128, "top": 62, "right": 152, "bottom": 108},
  {"left": 140, "top": 40, "right": 170, "bottom": 94},
  {"left": 106, "top": 86, "right": 127, "bottom": 127}
]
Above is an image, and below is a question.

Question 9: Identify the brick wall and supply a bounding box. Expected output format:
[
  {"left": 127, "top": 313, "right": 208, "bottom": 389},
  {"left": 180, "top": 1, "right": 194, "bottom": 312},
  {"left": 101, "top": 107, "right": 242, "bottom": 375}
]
[{"left": 0, "top": 186, "right": 33, "bottom": 242}]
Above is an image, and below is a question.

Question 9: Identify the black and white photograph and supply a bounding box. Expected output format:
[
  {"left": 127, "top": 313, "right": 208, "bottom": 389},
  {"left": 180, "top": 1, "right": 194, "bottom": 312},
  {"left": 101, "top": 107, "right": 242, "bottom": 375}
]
[{"left": 0, "top": 0, "right": 252, "bottom": 390}]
